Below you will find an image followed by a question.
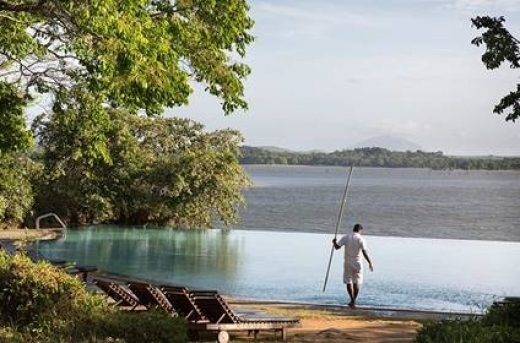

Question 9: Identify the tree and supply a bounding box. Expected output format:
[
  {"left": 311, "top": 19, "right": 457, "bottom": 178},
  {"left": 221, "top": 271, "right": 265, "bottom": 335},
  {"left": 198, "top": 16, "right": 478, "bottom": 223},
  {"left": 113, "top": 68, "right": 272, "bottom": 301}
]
[
  {"left": 472, "top": 16, "right": 520, "bottom": 122},
  {"left": 31, "top": 93, "right": 114, "bottom": 224},
  {"left": 32, "top": 110, "right": 251, "bottom": 227},
  {"left": 0, "top": 153, "right": 39, "bottom": 227},
  {"left": 0, "top": 0, "right": 254, "bottom": 152}
]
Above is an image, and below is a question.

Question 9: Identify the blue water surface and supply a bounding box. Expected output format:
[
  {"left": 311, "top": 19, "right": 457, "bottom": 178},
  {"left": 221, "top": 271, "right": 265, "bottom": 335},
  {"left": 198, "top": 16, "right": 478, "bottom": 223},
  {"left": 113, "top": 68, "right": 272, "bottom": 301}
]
[{"left": 39, "top": 227, "right": 520, "bottom": 313}]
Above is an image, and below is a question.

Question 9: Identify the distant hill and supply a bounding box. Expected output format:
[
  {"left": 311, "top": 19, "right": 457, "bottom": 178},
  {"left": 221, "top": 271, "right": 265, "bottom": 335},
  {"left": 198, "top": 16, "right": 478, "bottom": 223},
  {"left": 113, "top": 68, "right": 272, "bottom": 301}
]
[{"left": 351, "top": 135, "right": 422, "bottom": 152}]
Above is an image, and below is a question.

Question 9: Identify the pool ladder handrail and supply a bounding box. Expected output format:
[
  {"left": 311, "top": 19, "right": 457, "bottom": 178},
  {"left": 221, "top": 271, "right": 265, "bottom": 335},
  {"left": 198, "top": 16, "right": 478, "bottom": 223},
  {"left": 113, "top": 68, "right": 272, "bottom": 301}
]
[{"left": 35, "top": 213, "right": 67, "bottom": 230}]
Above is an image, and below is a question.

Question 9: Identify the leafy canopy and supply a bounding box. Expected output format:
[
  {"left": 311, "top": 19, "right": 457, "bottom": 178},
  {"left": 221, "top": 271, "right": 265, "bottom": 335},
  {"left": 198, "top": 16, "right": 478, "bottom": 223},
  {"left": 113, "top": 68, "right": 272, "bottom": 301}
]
[
  {"left": 472, "top": 16, "right": 520, "bottom": 122},
  {"left": 32, "top": 110, "right": 251, "bottom": 227},
  {"left": 0, "top": 0, "right": 254, "bottom": 152}
]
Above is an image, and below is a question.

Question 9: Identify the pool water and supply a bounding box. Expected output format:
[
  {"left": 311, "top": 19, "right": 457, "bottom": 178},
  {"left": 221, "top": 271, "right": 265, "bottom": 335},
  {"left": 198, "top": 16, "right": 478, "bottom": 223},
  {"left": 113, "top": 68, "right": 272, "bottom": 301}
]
[{"left": 39, "top": 227, "right": 520, "bottom": 313}]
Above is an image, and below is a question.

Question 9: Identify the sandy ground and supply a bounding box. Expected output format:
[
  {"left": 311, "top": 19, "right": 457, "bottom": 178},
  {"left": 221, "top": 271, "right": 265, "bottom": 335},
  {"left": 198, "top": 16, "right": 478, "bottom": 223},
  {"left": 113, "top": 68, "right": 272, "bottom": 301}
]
[
  {"left": 218, "top": 302, "right": 436, "bottom": 343},
  {"left": 221, "top": 319, "right": 420, "bottom": 343},
  {"left": 288, "top": 318, "right": 420, "bottom": 343}
]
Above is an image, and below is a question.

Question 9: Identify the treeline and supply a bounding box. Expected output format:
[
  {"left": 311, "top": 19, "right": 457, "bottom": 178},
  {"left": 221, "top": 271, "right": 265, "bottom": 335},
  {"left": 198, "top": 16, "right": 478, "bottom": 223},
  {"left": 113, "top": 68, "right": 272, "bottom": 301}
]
[{"left": 240, "top": 146, "right": 520, "bottom": 170}]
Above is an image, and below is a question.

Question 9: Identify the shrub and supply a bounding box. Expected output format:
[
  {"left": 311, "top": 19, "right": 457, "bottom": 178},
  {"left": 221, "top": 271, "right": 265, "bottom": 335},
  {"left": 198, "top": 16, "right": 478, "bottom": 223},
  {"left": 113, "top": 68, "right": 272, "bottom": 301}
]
[
  {"left": 0, "top": 250, "right": 95, "bottom": 327},
  {"left": 484, "top": 298, "right": 520, "bottom": 328},
  {"left": 415, "top": 318, "right": 520, "bottom": 343},
  {"left": 0, "top": 250, "right": 187, "bottom": 342},
  {"left": 100, "top": 310, "right": 188, "bottom": 343},
  {"left": 415, "top": 301, "right": 520, "bottom": 343},
  {"left": 55, "top": 308, "right": 187, "bottom": 343}
]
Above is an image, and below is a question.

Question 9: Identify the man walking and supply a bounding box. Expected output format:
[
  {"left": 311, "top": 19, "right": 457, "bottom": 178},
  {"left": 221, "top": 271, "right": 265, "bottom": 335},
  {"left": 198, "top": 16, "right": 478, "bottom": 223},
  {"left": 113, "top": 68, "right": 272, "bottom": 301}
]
[{"left": 333, "top": 223, "right": 374, "bottom": 308}]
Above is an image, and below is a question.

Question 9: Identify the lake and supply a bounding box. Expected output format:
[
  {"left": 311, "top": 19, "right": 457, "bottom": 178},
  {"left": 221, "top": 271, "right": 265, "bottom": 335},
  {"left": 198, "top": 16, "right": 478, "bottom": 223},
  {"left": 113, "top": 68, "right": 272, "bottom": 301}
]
[
  {"left": 38, "top": 166, "right": 520, "bottom": 313},
  {"left": 237, "top": 165, "right": 520, "bottom": 241}
]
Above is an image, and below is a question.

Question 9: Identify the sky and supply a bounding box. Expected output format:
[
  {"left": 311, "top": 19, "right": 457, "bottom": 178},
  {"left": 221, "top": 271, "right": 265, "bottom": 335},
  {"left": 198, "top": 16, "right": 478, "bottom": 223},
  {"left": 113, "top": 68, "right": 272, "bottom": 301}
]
[{"left": 170, "top": 0, "right": 520, "bottom": 156}]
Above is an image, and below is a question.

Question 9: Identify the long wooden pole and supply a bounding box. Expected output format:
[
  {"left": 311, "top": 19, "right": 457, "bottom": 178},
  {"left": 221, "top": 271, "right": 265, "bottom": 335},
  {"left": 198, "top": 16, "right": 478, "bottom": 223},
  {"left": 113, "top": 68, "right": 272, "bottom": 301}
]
[{"left": 322, "top": 165, "right": 354, "bottom": 292}]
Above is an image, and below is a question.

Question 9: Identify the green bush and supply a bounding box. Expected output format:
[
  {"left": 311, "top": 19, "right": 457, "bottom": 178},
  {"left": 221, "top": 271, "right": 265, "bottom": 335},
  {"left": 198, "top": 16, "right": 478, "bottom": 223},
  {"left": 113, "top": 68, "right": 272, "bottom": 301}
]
[
  {"left": 484, "top": 299, "right": 520, "bottom": 328},
  {"left": 0, "top": 250, "right": 94, "bottom": 327},
  {"left": 415, "top": 318, "right": 520, "bottom": 343},
  {"left": 100, "top": 310, "right": 187, "bottom": 343},
  {"left": 415, "top": 302, "right": 520, "bottom": 343},
  {"left": 54, "top": 308, "right": 187, "bottom": 343},
  {"left": 0, "top": 326, "right": 126, "bottom": 343},
  {"left": 0, "top": 250, "right": 187, "bottom": 342}
]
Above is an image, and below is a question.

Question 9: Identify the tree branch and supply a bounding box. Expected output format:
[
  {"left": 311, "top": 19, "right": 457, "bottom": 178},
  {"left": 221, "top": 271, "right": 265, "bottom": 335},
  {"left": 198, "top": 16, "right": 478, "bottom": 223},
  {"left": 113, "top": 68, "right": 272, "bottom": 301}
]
[
  {"left": 0, "top": 0, "right": 48, "bottom": 13},
  {"left": 0, "top": 13, "right": 28, "bottom": 23}
]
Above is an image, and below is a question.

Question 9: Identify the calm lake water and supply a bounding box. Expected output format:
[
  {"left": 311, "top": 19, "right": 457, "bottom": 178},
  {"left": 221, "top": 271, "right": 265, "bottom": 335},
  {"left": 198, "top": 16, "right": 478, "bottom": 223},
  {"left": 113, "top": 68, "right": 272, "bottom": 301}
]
[
  {"left": 39, "top": 166, "right": 520, "bottom": 313},
  {"left": 238, "top": 165, "right": 520, "bottom": 241}
]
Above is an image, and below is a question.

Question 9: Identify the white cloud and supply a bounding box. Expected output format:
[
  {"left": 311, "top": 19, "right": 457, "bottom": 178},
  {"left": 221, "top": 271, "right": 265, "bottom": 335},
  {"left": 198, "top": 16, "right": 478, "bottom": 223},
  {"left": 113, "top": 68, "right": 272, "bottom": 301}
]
[
  {"left": 254, "top": 2, "right": 368, "bottom": 26},
  {"left": 252, "top": 2, "right": 374, "bottom": 39},
  {"left": 435, "top": 0, "right": 520, "bottom": 12}
]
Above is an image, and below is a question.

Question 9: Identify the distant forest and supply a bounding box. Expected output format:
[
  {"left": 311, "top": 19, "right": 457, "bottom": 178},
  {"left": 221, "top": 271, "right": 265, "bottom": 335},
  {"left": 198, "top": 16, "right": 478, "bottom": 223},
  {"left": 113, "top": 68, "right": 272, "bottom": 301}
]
[{"left": 240, "top": 146, "right": 520, "bottom": 170}]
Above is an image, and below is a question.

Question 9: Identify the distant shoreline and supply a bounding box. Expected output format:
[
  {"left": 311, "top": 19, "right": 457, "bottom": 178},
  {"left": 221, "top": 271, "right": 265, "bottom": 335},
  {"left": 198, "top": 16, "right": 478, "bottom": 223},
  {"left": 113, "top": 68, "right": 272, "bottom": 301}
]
[{"left": 240, "top": 146, "right": 520, "bottom": 170}]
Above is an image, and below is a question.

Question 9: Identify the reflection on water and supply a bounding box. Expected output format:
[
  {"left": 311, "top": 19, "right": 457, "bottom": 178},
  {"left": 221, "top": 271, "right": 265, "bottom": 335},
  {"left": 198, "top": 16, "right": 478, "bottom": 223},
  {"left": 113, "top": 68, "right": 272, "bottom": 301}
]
[
  {"left": 39, "top": 227, "right": 520, "bottom": 313},
  {"left": 41, "top": 227, "right": 243, "bottom": 285}
]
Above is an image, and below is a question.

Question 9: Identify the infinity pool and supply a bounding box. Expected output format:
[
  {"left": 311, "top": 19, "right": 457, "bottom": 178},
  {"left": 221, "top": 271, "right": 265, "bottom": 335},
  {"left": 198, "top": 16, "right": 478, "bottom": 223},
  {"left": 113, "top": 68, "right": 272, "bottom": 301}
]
[{"left": 38, "top": 227, "right": 520, "bottom": 313}]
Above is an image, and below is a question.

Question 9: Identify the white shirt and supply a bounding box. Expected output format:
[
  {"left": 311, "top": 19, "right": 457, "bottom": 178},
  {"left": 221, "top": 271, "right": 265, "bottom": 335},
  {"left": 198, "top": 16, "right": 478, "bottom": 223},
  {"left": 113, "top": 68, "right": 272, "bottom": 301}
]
[{"left": 337, "top": 232, "right": 367, "bottom": 262}]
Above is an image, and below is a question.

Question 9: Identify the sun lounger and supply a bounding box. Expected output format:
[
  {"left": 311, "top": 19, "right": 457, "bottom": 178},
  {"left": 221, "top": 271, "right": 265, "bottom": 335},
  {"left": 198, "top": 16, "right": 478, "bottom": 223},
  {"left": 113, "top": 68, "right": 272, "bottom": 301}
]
[
  {"left": 127, "top": 281, "right": 175, "bottom": 314},
  {"left": 93, "top": 278, "right": 140, "bottom": 310},
  {"left": 161, "top": 285, "right": 208, "bottom": 323},
  {"left": 189, "top": 289, "right": 301, "bottom": 341},
  {"left": 93, "top": 276, "right": 300, "bottom": 341},
  {"left": 64, "top": 265, "right": 99, "bottom": 281}
]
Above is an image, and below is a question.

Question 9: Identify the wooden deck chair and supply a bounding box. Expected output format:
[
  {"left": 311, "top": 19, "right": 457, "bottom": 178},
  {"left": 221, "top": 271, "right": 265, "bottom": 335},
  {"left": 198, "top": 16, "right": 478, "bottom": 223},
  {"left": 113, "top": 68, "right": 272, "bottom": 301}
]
[
  {"left": 161, "top": 286, "right": 208, "bottom": 323},
  {"left": 93, "top": 278, "right": 140, "bottom": 310},
  {"left": 64, "top": 265, "right": 99, "bottom": 282},
  {"left": 127, "top": 281, "right": 175, "bottom": 314},
  {"left": 190, "top": 290, "right": 301, "bottom": 342}
]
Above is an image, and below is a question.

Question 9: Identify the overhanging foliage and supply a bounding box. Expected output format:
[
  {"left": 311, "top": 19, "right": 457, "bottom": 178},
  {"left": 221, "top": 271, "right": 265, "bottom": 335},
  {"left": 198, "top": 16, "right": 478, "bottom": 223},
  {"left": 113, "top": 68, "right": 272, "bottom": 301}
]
[
  {"left": 0, "top": 0, "right": 254, "bottom": 152},
  {"left": 472, "top": 16, "right": 520, "bottom": 122}
]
